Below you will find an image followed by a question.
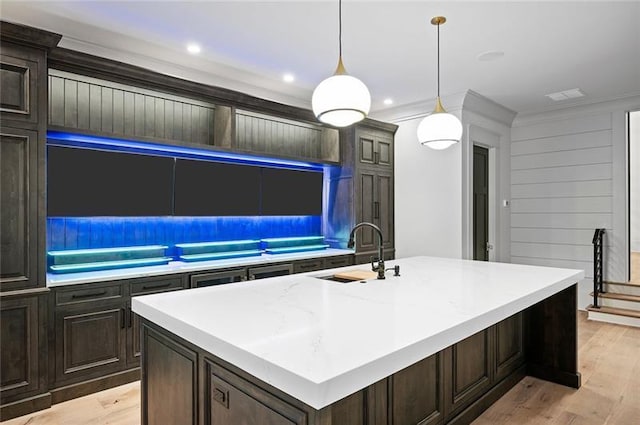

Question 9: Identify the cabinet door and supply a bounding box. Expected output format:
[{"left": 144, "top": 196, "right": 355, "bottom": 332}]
[
  {"left": 128, "top": 276, "right": 186, "bottom": 368},
  {"left": 0, "top": 128, "right": 41, "bottom": 292},
  {"left": 248, "top": 264, "right": 293, "bottom": 280},
  {"left": 190, "top": 269, "right": 247, "bottom": 288},
  {"left": 55, "top": 302, "right": 126, "bottom": 386},
  {"left": 376, "top": 171, "right": 394, "bottom": 250},
  {"left": 356, "top": 130, "right": 393, "bottom": 168},
  {"left": 208, "top": 361, "right": 307, "bottom": 425},
  {"left": 293, "top": 258, "right": 324, "bottom": 274},
  {"left": 355, "top": 170, "right": 376, "bottom": 253},
  {"left": 390, "top": 352, "right": 445, "bottom": 425},
  {"left": 0, "top": 46, "right": 40, "bottom": 126},
  {"left": 495, "top": 312, "right": 525, "bottom": 382},
  {"left": 0, "top": 294, "right": 45, "bottom": 404},
  {"left": 142, "top": 324, "right": 198, "bottom": 425},
  {"left": 444, "top": 329, "right": 493, "bottom": 418}
]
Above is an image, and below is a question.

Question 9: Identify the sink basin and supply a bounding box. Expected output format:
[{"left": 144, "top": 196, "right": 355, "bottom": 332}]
[{"left": 315, "top": 275, "right": 363, "bottom": 283}]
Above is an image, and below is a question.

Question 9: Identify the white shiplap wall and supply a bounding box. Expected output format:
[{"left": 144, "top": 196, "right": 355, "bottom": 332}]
[{"left": 510, "top": 112, "right": 616, "bottom": 308}]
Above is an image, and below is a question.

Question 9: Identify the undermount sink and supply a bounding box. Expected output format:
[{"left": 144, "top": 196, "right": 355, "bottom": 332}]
[{"left": 314, "top": 275, "right": 364, "bottom": 283}]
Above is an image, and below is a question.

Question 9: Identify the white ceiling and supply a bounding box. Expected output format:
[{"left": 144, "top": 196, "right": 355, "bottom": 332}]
[{"left": 2, "top": 1, "right": 640, "bottom": 118}]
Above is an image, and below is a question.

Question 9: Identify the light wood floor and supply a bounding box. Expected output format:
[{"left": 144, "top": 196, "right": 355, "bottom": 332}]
[
  {"left": 630, "top": 252, "right": 640, "bottom": 285},
  {"left": 3, "top": 312, "right": 639, "bottom": 425}
]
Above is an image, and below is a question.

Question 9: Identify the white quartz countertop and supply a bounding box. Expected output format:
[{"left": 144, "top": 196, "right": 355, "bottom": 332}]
[
  {"left": 46, "top": 248, "right": 353, "bottom": 287},
  {"left": 132, "top": 256, "right": 583, "bottom": 410}
]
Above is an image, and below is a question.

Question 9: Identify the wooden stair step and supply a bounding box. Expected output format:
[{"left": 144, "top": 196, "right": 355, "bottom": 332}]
[
  {"left": 589, "top": 291, "right": 640, "bottom": 303},
  {"left": 586, "top": 305, "right": 640, "bottom": 319},
  {"left": 604, "top": 280, "right": 640, "bottom": 288}
]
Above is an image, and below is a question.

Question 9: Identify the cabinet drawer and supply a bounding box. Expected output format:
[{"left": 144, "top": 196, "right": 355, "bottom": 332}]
[
  {"left": 130, "top": 276, "right": 184, "bottom": 296},
  {"left": 324, "top": 255, "right": 353, "bottom": 269},
  {"left": 55, "top": 283, "right": 123, "bottom": 306},
  {"left": 293, "top": 259, "right": 324, "bottom": 273}
]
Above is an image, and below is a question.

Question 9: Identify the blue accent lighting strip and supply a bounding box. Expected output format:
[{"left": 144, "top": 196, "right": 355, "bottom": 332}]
[{"left": 47, "top": 131, "right": 324, "bottom": 171}]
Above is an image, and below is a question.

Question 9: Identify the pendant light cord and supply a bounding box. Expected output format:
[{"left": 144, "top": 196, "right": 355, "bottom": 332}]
[
  {"left": 338, "top": 0, "right": 343, "bottom": 58},
  {"left": 436, "top": 21, "right": 440, "bottom": 98}
]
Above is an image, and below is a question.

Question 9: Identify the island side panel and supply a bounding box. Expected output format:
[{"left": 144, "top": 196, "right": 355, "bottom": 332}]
[
  {"left": 525, "top": 283, "right": 581, "bottom": 388},
  {"left": 141, "top": 323, "right": 199, "bottom": 425}
]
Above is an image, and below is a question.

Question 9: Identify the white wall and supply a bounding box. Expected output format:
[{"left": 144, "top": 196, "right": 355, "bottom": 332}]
[
  {"left": 511, "top": 96, "right": 640, "bottom": 309},
  {"left": 380, "top": 91, "right": 515, "bottom": 261},
  {"left": 631, "top": 111, "right": 640, "bottom": 252},
  {"left": 393, "top": 115, "right": 462, "bottom": 258}
]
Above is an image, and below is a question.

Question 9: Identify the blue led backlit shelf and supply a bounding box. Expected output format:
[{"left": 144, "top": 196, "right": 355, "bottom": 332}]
[
  {"left": 175, "top": 240, "right": 262, "bottom": 262},
  {"left": 261, "top": 236, "right": 329, "bottom": 254},
  {"left": 48, "top": 245, "right": 171, "bottom": 274}
]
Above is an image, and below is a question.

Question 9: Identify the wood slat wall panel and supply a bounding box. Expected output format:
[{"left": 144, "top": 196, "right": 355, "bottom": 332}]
[
  {"left": 511, "top": 213, "right": 612, "bottom": 229},
  {"left": 511, "top": 130, "right": 612, "bottom": 156},
  {"left": 510, "top": 112, "right": 615, "bottom": 299},
  {"left": 511, "top": 180, "right": 613, "bottom": 199},
  {"left": 511, "top": 228, "right": 614, "bottom": 246},
  {"left": 511, "top": 146, "right": 612, "bottom": 170},
  {"left": 511, "top": 163, "right": 612, "bottom": 184},
  {"left": 511, "top": 197, "right": 612, "bottom": 214},
  {"left": 48, "top": 73, "right": 215, "bottom": 146}
]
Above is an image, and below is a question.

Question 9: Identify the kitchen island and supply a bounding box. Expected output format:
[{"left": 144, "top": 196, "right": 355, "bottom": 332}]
[{"left": 132, "top": 256, "right": 583, "bottom": 425}]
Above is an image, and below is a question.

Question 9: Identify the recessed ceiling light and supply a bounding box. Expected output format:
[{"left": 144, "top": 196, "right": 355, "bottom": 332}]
[
  {"left": 186, "top": 43, "right": 201, "bottom": 54},
  {"left": 383, "top": 98, "right": 394, "bottom": 105},
  {"left": 477, "top": 50, "right": 504, "bottom": 62},
  {"left": 283, "top": 73, "right": 295, "bottom": 83}
]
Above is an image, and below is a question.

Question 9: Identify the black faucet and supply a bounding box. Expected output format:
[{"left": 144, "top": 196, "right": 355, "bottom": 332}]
[{"left": 347, "top": 222, "right": 385, "bottom": 280}]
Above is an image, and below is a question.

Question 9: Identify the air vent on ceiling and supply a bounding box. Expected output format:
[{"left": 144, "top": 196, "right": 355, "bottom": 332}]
[{"left": 545, "top": 88, "right": 585, "bottom": 101}]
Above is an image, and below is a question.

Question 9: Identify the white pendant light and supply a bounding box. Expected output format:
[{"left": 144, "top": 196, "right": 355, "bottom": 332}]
[
  {"left": 312, "top": 0, "right": 371, "bottom": 127},
  {"left": 417, "top": 16, "right": 462, "bottom": 149}
]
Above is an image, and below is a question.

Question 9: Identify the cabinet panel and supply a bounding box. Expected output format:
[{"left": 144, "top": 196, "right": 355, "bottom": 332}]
[
  {"left": 248, "top": 264, "right": 293, "bottom": 280},
  {"left": 207, "top": 360, "right": 306, "bottom": 425},
  {"left": 495, "top": 312, "right": 525, "bottom": 382},
  {"left": 0, "top": 49, "right": 38, "bottom": 125},
  {"left": 0, "top": 128, "right": 39, "bottom": 291},
  {"left": 390, "top": 352, "right": 444, "bottom": 425},
  {"left": 323, "top": 255, "right": 353, "bottom": 269},
  {"left": 48, "top": 71, "right": 216, "bottom": 146},
  {"left": 143, "top": 326, "right": 197, "bottom": 425},
  {"left": 358, "top": 136, "right": 375, "bottom": 165},
  {"left": 190, "top": 269, "right": 247, "bottom": 288},
  {"left": 128, "top": 276, "right": 187, "bottom": 367},
  {"left": 356, "top": 171, "right": 376, "bottom": 252},
  {"left": 445, "top": 329, "right": 493, "bottom": 417},
  {"left": 293, "top": 259, "right": 324, "bottom": 274},
  {"left": 376, "top": 171, "right": 394, "bottom": 250},
  {"left": 55, "top": 304, "right": 125, "bottom": 384},
  {"left": 0, "top": 296, "right": 40, "bottom": 400},
  {"left": 356, "top": 129, "right": 393, "bottom": 168}
]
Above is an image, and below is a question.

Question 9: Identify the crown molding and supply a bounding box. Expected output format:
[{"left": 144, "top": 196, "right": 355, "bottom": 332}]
[
  {"left": 513, "top": 92, "right": 640, "bottom": 127},
  {"left": 461, "top": 90, "right": 517, "bottom": 127}
]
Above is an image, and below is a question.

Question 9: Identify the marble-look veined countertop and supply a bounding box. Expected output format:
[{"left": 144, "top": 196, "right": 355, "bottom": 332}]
[
  {"left": 132, "top": 256, "right": 583, "bottom": 410},
  {"left": 46, "top": 248, "right": 354, "bottom": 287}
]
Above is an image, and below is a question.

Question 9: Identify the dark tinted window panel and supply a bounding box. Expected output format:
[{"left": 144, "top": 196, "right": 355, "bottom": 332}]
[
  {"left": 47, "top": 146, "right": 174, "bottom": 216},
  {"left": 174, "top": 159, "right": 260, "bottom": 216},
  {"left": 261, "top": 168, "right": 322, "bottom": 216}
]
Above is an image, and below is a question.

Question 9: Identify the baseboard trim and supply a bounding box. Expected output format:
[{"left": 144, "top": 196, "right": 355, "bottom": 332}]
[
  {"left": 0, "top": 391, "right": 52, "bottom": 421},
  {"left": 527, "top": 363, "right": 581, "bottom": 389},
  {"left": 447, "top": 365, "right": 526, "bottom": 425},
  {"left": 51, "top": 368, "right": 140, "bottom": 405}
]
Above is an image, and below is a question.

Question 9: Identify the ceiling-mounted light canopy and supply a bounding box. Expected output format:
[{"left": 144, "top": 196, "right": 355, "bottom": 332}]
[
  {"left": 417, "top": 16, "right": 462, "bottom": 149},
  {"left": 312, "top": 0, "right": 371, "bottom": 128}
]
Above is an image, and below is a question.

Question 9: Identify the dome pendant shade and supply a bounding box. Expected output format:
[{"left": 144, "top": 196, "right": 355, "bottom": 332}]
[
  {"left": 312, "top": 58, "right": 371, "bottom": 128},
  {"left": 417, "top": 111, "right": 463, "bottom": 149},
  {"left": 418, "top": 16, "right": 463, "bottom": 149},
  {"left": 417, "top": 97, "right": 462, "bottom": 149}
]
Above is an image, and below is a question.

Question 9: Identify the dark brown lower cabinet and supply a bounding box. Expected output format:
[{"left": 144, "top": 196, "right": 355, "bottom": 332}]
[
  {"left": 444, "top": 329, "right": 493, "bottom": 418},
  {"left": 141, "top": 311, "right": 528, "bottom": 425},
  {"left": 0, "top": 291, "right": 49, "bottom": 421},
  {"left": 390, "top": 352, "right": 445, "bottom": 425},
  {"left": 142, "top": 328, "right": 198, "bottom": 425},
  {"left": 208, "top": 360, "right": 307, "bottom": 425},
  {"left": 54, "top": 300, "right": 126, "bottom": 385}
]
